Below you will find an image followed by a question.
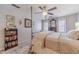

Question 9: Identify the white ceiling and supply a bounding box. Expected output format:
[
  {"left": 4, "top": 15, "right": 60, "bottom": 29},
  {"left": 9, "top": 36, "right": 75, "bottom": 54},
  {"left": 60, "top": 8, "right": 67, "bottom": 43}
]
[
  {"left": 0, "top": 4, "right": 79, "bottom": 17},
  {"left": 18, "top": 4, "right": 79, "bottom": 17}
]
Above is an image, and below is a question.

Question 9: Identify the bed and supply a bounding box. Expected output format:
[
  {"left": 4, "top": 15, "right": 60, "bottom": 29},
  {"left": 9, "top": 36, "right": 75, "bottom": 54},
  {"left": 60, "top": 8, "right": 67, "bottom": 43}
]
[{"left": 31, "top": 30, "right": 79, "bottom": 54}]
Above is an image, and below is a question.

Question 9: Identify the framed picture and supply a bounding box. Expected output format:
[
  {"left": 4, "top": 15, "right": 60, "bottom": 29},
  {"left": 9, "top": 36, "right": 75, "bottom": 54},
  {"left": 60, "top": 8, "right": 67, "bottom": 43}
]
[
  {"left": 24, "top": 18, "right": 32, "bottom": 28},
  {"left": 6, "top": 15, "right": 15, "bottom": 28}
]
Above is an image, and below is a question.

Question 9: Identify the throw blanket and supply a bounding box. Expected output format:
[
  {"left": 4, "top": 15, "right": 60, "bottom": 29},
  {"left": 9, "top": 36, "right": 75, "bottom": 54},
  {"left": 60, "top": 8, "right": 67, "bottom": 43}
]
[{"left": 31, "top": 31, "right": 61, "bottom": 53}]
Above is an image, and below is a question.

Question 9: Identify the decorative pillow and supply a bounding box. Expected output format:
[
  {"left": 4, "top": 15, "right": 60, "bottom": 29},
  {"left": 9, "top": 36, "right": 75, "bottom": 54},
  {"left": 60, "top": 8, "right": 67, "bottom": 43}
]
[{"left": 67, "top": 30, "right": 79, "bottom": 40}]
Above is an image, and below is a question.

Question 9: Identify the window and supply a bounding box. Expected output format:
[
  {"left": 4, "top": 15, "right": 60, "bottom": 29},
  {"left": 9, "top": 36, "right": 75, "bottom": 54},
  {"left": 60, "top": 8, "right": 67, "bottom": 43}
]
[{"left": 58, "top": 20, "right": 66, "bottom": 32}]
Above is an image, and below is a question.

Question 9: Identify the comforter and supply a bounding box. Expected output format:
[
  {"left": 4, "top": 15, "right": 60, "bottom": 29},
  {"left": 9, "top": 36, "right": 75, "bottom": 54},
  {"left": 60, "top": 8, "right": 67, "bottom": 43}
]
[{"left": 32, "top": 31, "right": 79, "bottom": 54}]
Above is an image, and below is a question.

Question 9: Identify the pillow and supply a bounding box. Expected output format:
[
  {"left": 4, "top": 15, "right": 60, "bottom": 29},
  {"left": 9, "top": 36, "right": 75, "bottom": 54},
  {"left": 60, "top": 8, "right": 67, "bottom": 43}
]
[
  {"left": 67, "top": 30, "right": 79, "bottom": 40},
  {"left": 75, "top": 28, "right": 79, "bottom": 31}
]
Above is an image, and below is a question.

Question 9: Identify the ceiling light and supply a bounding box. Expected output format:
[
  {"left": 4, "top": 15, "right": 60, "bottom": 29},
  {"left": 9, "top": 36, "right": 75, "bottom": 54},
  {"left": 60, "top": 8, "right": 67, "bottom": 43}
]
[{"left": 43, "top": 11, "right": 47, "bottom": 16}]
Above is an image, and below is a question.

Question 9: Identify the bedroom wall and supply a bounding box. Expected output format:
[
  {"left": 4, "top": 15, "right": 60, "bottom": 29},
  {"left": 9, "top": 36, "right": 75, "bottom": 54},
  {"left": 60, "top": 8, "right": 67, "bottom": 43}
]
[
  {"left": 32, "top": 13, "right": 78, "bottom": 33},
  {"left": 77, "top": 12, "right": 79, "bottom": 22},
  {"left": 66, "top": 14, "right": 77, "bottom": 32},
  {"left": 55, "top": 16, "right": 66, "bottom": 32},
  {"left": 32, "top": 10, "right": 78, "bottom": 33},
  {"left": 32, "top": 14, "right": 42, "bottom": 33},
  {"left": 56, "top": 13, "right": 77, "bottom": 32},
  {"left": 32, "top": 7, "right": 43, "bottom": 33},
  {"left": 0, "top": 4, "right": 31, "bottom": 51}
]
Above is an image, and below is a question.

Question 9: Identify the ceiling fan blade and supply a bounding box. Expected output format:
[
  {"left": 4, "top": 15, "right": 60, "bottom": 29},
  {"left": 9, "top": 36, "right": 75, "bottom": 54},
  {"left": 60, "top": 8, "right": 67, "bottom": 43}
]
[
  {"left": 43, "top": 6, "right": 47, "bottom": 10},
  {"left": 48, "top": 7, "right": 56, "bottom": 11},
  {"left": 48, "top": 12, "right": 53, "bottom": 15},
  {"left": 11, "top": 4, "right": 20, "bottom": 8},
  {"left": 35, "top": 12, "right": 42, "bottom": 14},
  {"left": 39, "top": 6, "right": 43, "bottom": 10}
]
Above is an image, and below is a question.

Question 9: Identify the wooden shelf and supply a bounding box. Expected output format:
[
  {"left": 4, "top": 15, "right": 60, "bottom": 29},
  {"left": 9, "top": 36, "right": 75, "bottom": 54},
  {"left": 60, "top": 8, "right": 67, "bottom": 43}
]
[{"left": 4, "top": 28, "right": 18, "bottom": 50}]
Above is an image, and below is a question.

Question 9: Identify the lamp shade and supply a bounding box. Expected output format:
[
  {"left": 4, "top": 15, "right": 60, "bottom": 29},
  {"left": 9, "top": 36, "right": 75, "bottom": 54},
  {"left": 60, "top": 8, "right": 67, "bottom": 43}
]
[{"left": 75, "top": 22, "right": 79, "bottom": 28}]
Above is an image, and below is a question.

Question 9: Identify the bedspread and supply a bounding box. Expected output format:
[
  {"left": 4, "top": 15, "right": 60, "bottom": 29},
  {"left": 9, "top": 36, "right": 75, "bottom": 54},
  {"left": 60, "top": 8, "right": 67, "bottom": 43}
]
[{"left": 32, "top": 31, "right": 79, "bottom": 54}]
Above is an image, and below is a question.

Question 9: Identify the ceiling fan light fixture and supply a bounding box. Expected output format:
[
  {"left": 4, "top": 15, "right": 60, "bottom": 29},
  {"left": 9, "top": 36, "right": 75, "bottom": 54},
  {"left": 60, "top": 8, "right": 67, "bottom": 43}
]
[{"left": 43, "top": 11, "right": 47, "bottom": 16}]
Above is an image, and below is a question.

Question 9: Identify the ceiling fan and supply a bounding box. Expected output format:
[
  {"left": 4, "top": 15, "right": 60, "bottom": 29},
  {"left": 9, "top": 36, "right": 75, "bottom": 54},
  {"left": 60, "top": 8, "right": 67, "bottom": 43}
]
[
  {"left": 35, "top": 6, "right": 57, "bottom": 16},
  {"left": 11, "top": 4, "right": 20, "bottom": 9}
]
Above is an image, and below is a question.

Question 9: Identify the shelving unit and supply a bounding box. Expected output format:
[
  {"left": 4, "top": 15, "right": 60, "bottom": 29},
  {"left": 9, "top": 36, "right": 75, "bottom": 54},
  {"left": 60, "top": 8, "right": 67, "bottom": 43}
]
[{"left": 4, "top": 28, "right": 18, "bottom": 50}]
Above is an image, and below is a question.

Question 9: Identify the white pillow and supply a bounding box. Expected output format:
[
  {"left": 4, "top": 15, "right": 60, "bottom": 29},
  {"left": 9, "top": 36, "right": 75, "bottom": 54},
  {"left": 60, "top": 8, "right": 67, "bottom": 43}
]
[
  {"left": 75, "top": 28, "right": 79, "bottom": 31},
  {"left": 67, "top": 30, "right": 79, "bottom": 40}
]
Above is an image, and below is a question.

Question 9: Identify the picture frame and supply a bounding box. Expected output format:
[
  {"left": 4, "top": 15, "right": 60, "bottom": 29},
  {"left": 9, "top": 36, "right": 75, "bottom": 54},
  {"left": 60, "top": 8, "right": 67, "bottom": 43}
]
[
  {"left": 24, "top": 18, "right": 32, "bottom": 28},
  {"left": 6, "top": 15, "right": 15, "bottom": 28}
]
